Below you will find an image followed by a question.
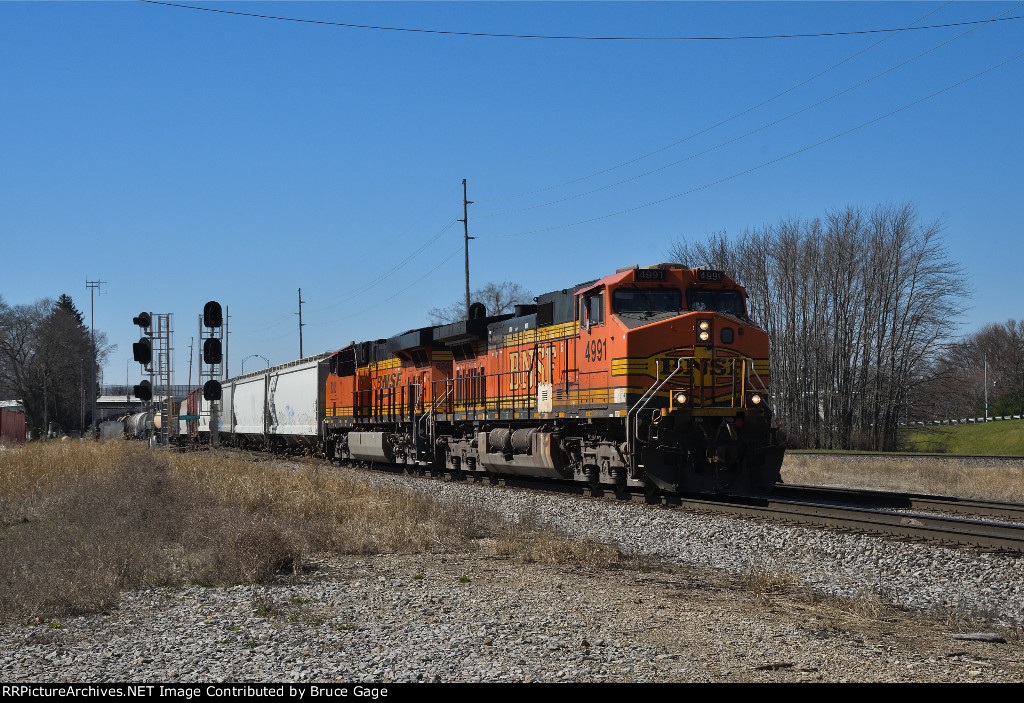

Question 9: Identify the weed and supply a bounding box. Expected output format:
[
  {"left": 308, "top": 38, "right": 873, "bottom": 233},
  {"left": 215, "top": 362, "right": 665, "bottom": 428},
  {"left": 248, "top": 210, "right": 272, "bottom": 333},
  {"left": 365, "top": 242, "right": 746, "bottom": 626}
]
[
  {"left": 741, "top": 559, "right": 802, "bottom": 605},
  {"left": 489, "top": 526, "right": 625, "bottom": 569},
  {"left": 253, "top": 595, "right": 282, "bottom": 618},
  {"left": 458, "top": 575, "right": 471, "bottom": 584}
]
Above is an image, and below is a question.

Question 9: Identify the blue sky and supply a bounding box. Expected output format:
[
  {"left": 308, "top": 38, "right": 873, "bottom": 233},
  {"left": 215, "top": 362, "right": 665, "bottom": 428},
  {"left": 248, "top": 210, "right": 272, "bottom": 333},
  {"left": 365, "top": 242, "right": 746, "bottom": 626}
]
[{"left": 2, "top": 1, "right": 1021, "bottom": 388}]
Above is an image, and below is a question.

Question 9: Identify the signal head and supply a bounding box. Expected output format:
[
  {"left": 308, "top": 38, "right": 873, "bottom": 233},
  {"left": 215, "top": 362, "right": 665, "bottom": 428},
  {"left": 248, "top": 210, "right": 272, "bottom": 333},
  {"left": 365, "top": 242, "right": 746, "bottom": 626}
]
[
  {"left": 203, "top": 338, "right": 223, "bottom": 365},
  {"left": 132, "top": 338, "right": 153, "bottom": 365},
  {"left": 203, "top": 380, "right": 222, "bottom": 401},
  {"left": 133, "top": 380, "right": 152, "bottom": 401},
  {"left": 203, "top": 301, "right": 223, "bottom": 328}
]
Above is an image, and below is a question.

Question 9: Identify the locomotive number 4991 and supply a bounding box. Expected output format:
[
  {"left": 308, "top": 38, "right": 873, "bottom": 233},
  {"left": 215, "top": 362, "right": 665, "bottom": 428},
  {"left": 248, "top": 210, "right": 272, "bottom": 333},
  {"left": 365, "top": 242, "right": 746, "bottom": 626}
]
[{"left": 584, "top": 338, "right": 607, "bottom": 362}]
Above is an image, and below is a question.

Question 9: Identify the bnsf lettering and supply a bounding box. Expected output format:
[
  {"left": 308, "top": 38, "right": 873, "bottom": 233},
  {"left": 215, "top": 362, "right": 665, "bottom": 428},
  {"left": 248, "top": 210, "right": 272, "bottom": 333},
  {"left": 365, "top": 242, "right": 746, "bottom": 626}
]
[
  {"left": 373, "top": 372, "right": 402, "bottom": 390},
  {"left": 508, "top": 349, "right": 536, "bottom": 392},
  {"left": 537, "top": 346, "right": 557, "bottom": 385},
  {"left": 507, "top": 346, "right": 560, "bottom": 392},
  {"left": 669, "top": 358, "right": 735, "bottom": 377},
  {"left": 711, "top": 360, "right": 733, "bottom": 375}
]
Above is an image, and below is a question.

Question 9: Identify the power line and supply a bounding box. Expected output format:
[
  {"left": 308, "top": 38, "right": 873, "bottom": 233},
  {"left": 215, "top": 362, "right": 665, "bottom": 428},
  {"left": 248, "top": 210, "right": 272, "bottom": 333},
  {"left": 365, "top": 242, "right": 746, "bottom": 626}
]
[
  {"left": 477, "top": 1, "right": 1014, "bottom": 221},
  {"left": 306, "top": 218, "right": 460, "bottom": 313},
  {"left": 251, "top": 241, "right": 464, "bottom": 343},
  {"left": 138, "top": 1, "right": 1024, "bottom": 41},
  {"left": 480, "top": 50, "right": 1024, "bottom": 240},
  {"left": 246, "top": 192, "right": 461, "bottom": 335},
  {"left": 311, "top": 247, "right": 463, "bottom": 328},
  {"left": 476, "top": 2, "right": 956, "bottom": 206}
]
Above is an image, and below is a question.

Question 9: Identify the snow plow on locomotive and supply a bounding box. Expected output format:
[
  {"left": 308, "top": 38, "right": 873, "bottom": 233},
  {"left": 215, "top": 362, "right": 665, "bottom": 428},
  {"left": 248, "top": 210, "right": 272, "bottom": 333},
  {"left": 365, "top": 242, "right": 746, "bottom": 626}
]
[{"left": 322, "top": 263, "right": 785, "bottom": 494}]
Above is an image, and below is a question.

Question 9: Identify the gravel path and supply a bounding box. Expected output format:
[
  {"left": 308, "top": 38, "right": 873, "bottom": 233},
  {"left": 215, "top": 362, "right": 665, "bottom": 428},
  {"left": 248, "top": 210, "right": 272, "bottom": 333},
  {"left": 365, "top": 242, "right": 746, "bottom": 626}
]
[{"left": 3, "top": 468, "right": 1024, "bottom": 683}]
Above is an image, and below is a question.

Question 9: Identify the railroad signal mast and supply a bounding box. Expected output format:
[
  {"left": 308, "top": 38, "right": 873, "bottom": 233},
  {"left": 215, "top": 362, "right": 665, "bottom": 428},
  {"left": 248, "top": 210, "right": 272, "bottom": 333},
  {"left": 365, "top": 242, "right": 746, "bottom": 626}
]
[
  {"left": 200, "top": 301, "right": 224, "bottom": 447},
  {"left": 131, "top": 312, "right": 173, "bottom": 445}
]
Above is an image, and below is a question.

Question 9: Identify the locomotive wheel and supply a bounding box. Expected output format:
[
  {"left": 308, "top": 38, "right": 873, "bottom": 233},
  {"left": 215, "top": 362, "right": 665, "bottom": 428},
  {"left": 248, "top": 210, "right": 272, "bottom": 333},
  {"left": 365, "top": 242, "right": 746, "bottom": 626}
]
[{"left": 644, "top": 480, "right": 660, "bottom": 500}]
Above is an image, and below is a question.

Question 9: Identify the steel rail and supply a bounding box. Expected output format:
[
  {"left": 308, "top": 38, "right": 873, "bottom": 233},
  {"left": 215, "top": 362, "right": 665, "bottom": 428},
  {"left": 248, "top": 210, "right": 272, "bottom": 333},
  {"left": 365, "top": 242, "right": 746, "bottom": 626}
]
[
  {"left": 407, "top": 469, "right": 1024, "bottom": 552},
  {"left": 789, "top": 450, "right": 1024, "bottom": 463},
  {"left": 199, "top": 447, "right": 1024, "bottom": 552},
  {"left": 650, "top": 493, "right": 1024, "bottom": 552},
  {"left": 772, "top": 483, "right": 1024, "bottom": 522}
]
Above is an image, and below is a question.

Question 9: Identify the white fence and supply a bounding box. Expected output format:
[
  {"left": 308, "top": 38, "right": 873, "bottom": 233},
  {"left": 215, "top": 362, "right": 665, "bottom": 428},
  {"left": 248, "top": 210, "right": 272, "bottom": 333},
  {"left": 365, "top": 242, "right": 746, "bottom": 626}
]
[{"left": 904, "top": 415, "right": 1023, "bottom": 426}]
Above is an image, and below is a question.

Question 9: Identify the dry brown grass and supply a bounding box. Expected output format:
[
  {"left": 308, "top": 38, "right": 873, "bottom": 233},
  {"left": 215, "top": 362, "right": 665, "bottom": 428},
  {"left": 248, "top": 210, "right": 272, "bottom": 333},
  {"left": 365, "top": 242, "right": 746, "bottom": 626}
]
[
  {"left": 0, "top": 442, "right": 496, "bottom": 623},
  {"left": 781, "top": 453, "right": 1024, "bottom": 502},
  {"left": 166, "top": 450, "right": 488, "bottom": 555},
  {"left": 739, "top": 559, "right": 804, "bottom": 606},
  {"left": 489, "top": 528, "right": 626, "bottom": 569}
]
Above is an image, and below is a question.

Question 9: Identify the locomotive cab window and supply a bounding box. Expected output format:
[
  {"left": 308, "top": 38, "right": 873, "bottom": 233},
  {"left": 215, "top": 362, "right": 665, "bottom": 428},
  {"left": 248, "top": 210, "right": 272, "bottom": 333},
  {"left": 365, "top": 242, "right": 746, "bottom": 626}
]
[
  {"left": 582, "top": 292, "right": 605, "bottom": 327},
  {"left": 612, "top": 288, "right": 682, "bottom": 314},
  {"left": 331, "top": 348, "right": 356, "bottom": 377},
  {"left": 686, "top": 289, "right": 746, "bottom": 316}
]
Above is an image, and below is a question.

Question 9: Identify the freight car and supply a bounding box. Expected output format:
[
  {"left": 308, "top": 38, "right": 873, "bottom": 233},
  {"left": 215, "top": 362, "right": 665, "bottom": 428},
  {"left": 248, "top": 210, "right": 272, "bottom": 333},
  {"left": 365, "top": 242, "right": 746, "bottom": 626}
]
[
  {"left": 183, "top": 264, "right": 784, "bottom": 494},
  {"left": 182, "top": 353, "right": 330, "bottom": 453}
]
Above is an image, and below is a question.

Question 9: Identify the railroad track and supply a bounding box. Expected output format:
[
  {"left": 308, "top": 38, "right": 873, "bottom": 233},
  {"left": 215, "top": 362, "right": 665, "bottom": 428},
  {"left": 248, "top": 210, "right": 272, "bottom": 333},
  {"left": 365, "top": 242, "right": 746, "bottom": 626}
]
[
  {"left": 220, "top": 446, "right": 1024, "bottom": 553},
  {"left": 370, "top": 464, "right": 1024, "bottom": 553},
  {"left": 788, "top": 450, "right": 1024, "bottom": 464},
  {"left": 772, "top": 483, "right": 1024, "bottom": 522},
  {"left": 652, "top": 489, "right": 1024, "bottom": 553}
]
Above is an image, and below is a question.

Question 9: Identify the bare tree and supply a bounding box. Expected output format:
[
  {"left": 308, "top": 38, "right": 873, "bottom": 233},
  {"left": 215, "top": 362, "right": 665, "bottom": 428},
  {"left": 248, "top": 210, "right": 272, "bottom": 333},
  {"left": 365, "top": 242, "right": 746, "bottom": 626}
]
[
  {"left": 0, "top": 294, "right": 113, "bottom": 437},
  {"left": 920, "top": 320, "right": 1024, "bottom": 420},
  {"left": 427, "top": 281, "right": 533, "bottom": 325},
  {"left": 669, "top": 203, "right": 967, "bottom": 451}
]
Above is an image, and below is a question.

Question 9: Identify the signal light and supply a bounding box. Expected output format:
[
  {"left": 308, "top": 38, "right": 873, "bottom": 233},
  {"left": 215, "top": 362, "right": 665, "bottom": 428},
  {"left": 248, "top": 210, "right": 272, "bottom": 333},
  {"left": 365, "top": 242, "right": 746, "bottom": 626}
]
[
  {"left": 203, "top": 380, "right": 222, "bottom": 401},
  {"left": 133, "top": 380, "right": 152, "bottom": 401},
  {"left": 203, "top": 338, "right": 223, "bottom": 365},
  {"left": 203, "top": 301, "right": 223, "bottom": 328},
  {"left": 133, "top": 312, "right": 152, "bottom": 329},
  {"left": 133, "top": 338, "right": 153, "bottom": 365}
]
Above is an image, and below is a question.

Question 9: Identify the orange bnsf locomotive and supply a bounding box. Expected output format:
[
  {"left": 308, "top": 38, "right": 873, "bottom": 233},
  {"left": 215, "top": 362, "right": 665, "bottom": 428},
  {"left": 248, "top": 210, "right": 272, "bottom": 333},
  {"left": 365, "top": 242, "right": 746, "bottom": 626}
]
[{"left": 322, "top": 263, "right": 784, "bottom": 494}]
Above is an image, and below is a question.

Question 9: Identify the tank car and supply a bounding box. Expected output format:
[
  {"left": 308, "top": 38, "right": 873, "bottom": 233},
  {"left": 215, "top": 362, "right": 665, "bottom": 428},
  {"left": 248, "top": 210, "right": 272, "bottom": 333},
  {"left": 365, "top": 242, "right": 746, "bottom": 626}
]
[{"left": 322, "top": 264, "right": 784, "bottom": 494}]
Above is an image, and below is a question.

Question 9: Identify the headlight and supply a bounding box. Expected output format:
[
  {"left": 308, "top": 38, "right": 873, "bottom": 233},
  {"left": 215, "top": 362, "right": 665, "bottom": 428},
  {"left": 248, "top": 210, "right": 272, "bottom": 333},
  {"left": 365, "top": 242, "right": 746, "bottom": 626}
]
[
  {"left": 698, "top": 320, "right": 710, "bottom": 331},
  {"left": 698, "top": 331, "right": 710, "bottom": 342},
  {"left": 750, "top": 394, "right": 762, "bottom": 405},
  {"left": 674, "top": 392, "right": 688, "bottom": 405}
]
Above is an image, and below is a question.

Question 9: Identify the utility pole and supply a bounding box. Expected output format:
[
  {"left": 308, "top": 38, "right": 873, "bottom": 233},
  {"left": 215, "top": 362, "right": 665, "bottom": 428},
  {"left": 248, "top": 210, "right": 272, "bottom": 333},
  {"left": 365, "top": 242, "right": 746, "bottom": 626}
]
[
  {"left": 297, "top": 288, "right": 305, "bottom": 358},
  {"left": 984, "top": 356, "right": 989, "bottom": 422},
  {"left": 80, "top": 358, "right": 85, "bottom": 434},
  {"left": 86, "top": 278, "right": 105, "bottom": 438},
  {"left": 458, "top": 179, "right": 474, "bottom": 319},
  {"left": 188, "top": 337, "right": 194, "bottom": 389}
]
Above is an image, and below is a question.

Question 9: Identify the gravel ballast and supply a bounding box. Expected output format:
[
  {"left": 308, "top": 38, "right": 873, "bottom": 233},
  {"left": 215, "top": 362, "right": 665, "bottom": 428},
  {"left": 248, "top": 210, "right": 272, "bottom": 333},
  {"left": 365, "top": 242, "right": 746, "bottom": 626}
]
[{"left": 3, "top": 466, "right": 1024, "bottom": 683}]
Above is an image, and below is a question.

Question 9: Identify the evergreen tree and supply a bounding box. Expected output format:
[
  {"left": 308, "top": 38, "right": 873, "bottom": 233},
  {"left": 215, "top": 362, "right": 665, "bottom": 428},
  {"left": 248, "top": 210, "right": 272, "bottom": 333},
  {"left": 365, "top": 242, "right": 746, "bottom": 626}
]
[{"left": 0, "top": 295, "right": 113, "bottom": 437}]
